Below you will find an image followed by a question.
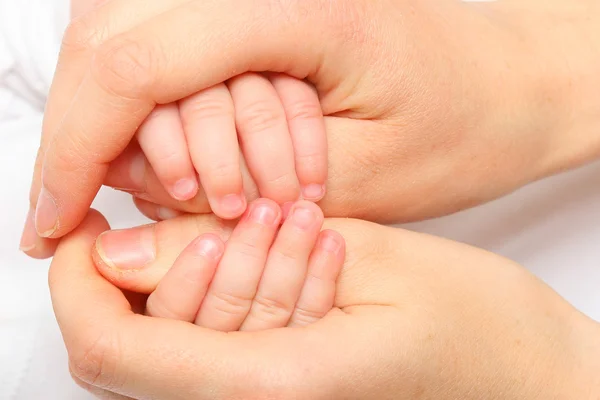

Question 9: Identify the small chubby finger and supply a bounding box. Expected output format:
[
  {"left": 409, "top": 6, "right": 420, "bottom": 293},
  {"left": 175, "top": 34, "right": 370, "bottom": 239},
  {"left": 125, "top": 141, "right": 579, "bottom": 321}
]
[
  {"left": 146, "top": 234, "right": 223, "bottom": 322},
  {"left": 270, "top": 74, "right": 327, "bottom": 202},
  {"left": 132, "top": 197, "right": 183, "bottom": 222},
  {"left": 288, "top": 229, "right": 345, "bottom": 328}
]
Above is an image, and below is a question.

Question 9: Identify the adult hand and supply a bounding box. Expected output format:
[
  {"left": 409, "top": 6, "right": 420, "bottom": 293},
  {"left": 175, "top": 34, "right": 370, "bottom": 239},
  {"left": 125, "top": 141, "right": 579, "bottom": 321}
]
[
  {"left": 24, "top": 0, "right": 600, "bottom": 258},
  {"left": 50, "top": 211, "right": 600, "bottom": 399}
]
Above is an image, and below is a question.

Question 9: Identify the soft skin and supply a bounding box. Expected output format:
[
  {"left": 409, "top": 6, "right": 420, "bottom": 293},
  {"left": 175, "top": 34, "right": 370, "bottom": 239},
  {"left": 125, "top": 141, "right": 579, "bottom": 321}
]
[
  {"left": 23, "top": 0, "right": 600, "bottom": 258},
  {"left": 50, "top": 211, "right": 600, "bottom": 400}
]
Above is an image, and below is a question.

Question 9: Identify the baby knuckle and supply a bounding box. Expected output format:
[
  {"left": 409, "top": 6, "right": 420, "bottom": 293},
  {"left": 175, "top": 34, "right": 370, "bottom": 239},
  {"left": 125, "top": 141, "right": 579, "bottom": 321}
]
[
  {"left": 237, "top": 102, "right": 286, "bottom": 134},
  {"left": 183, "top": 96, "right": 233, "bottom": 120},
  {"left": 205, "top": 162, "right": 240, "bottom": 181},
  {"left": 253, "top": 294, "right": 293, "bottom": 317},
  {"left": 286, "top": 100, "right": 323, "bottom": 121},
  {"left": 210, "top": 291, "right": 252, "bottom": 316},
  {"left": 92, "top": 38, "right": 158, "bottom": 98}
]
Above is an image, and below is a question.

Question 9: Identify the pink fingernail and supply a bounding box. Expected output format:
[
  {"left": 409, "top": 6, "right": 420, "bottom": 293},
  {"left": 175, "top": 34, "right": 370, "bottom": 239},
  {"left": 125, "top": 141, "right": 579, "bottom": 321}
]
[
  {"left": 157, "top": 207, "right": 181, "bottom": 220},
  {"left": 220, "top": 193, "right": 246, "bottom": 216},
  {"left": 291, "top": 206, "right": 316, "bottom": 230},
  {"left": 130, "top": 152, "right": 146, "bottom": 188},
  {"left": 19, "top": 209, "right": 36, "bottom": 252},
  {"left": 35, "top": 188, "right": 59, "bottom": 238},
  {"left": 318, "top": 233, "right": 342, "bottom": 254},
  {"left": 171, "top": 178, "right": 198, "bottom": 201},
  {"left": 96, "top": 227, "right": 155, "bottom": 270},
  {"left": 192, "top": 236, "right": 224, "bottom": 260},
  {"left": 248, "top": 202, "right": 278, "bottom": 225},
  {"left": 302, "top": 184, "right": 326, "bottom": 201}
]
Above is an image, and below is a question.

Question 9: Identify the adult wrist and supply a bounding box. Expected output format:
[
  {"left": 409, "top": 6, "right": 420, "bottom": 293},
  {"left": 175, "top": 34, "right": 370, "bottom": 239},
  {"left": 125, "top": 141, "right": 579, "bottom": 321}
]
[{"left": 489, "top": 0, "right": 600, "bottom": 177}]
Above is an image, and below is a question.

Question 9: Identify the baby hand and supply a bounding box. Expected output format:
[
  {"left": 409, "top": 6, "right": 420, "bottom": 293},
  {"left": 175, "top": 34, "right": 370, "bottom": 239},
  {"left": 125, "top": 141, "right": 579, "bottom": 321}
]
[
  {"left": 134, "top": 74, "right": 327, "bottom": 220},
  {"left": 126, "top": 200, "right": 344, "bottom": 331}
]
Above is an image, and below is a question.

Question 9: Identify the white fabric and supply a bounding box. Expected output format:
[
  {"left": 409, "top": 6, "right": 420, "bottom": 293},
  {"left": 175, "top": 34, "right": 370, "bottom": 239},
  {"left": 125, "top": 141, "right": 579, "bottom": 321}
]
[{"left": 0, "top": 0, "right": 598, "bottom": 398}]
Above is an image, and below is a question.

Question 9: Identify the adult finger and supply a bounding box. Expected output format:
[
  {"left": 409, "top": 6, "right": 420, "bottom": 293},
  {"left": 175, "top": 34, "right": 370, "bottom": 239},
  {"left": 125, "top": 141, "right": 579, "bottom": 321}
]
[
  {"left": 51, "top": 210, "right": 351, "bottom": 399},
  {"left": 39, "top": 0, "right": 347, "bottom": 238},
  {"left": 25, "top": 0, "right": 191, "bottom": 253}
]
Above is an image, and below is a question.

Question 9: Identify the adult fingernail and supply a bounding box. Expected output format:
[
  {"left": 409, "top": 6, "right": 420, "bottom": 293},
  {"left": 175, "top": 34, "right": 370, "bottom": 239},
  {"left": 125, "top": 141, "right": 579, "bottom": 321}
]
[
  {"left": 35, "top": 188, "right": 59, "bottom": 237},
  {"left": 302, "top": 184, "right": 326, "bottom": 201},
  {"left": 19, "top": 209, "right": 36, "bottom": 252},
  {"left": 171, "top": 178, "right": 198, "bottom": 201},
  {"left": 318, "top": 232, "right": 343, "bottom": 254},
  {"left": 96, "top": 227, "right": 155, "bottom": 270},
  {"left": 220, "top": 193, "right": 246, "bottom": 216},
  {"left": 248, "top": 202, "right": 279, "bottom": 225},
  {"left": 192, "top": 235, "right": 224, "bottom": 260},
  {"left": 291, "top": 206, "right": 316, "bottom": 230}
]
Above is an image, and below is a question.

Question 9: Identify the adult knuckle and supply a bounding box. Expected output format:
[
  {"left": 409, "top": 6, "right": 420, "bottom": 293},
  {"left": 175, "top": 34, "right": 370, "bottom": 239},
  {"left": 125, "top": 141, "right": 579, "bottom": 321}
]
[
  {"left": 68, "top": 329, "right": 120, "bottom": 389},
  {"left": 237, "top": 101, "right": 285, "bottom": 134},
  {"left": 62, "top": 16, "right": 108, "bottom": 54},
  {"left": 93, "top": 38, "right": 158, "bottom": 98}
]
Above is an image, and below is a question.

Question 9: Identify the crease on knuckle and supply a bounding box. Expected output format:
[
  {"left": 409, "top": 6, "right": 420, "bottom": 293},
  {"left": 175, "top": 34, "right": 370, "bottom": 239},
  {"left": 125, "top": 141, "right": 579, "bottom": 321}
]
[
  {"left": 92, "top": 38, "right": 158, "bottom": 99},
  {"left": 231, "top": 240, "right": 265, "bottom": 264},
  {"left": 271, "top": 244, "right": 302, "bottom": 265},
  {"left": 260, "top": 171, "right": 298, "bottom": 194},
  {"left": 210, "top": 291, "right": 252, "bottom": 317},
  {"left": 237, "top": 102, "right": 286, "bottom": 134},
  {"left": 62, "top": 16, "right": 109, "bottom": 54},
  {"left": 146, "top": 295, "right": 184, "bottom": 321},
  {"left": 252, "top": 294, "right": 293, "bottom": 318},
  {"left": 68, "top": 329, "right": 120, "bottom": 390},
  {"left": 182, "top": 97, "right": 234, "bottom": 121},
  {"left": 286, "top": 100, "right": 323, "bottom": 122},
  {"left": 292, "top": 304, "right": 323, "bottom": 324},
  {"left": 204, "top": 162, "right": 240, "bottom": 182}
]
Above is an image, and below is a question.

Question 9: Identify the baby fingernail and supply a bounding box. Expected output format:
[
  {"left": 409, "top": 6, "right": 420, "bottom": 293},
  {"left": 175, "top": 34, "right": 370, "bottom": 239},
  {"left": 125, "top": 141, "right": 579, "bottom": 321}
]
[
  {"left": 157, "top": 207, "right": 181, "bottom": 220},
  {"left": 249, "top": 202, "right": 279, "bottom": 225},
  {"left": 96, "top": 227, "right": 155, "bottom": 270},
  {"left": 302, "top": 184, "right": 326, "bottom": 201},
  {"left": 291, "top": 206, "right": 316, "bottom": 230},
  {"left": 220, "top": 193, "right": 246, "bottom": 216},
  {"left": 193, "top": 236, "right": 224, "bottom": 260},
  {"left": 318, "top": 232, "right": 343, "bottom": 254},
  {"left": 35, "top": 188, "right": 59, "bottom": 238},
  {"left": 171, "top": 178, "right": 198, "bottom": 201}
]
